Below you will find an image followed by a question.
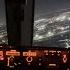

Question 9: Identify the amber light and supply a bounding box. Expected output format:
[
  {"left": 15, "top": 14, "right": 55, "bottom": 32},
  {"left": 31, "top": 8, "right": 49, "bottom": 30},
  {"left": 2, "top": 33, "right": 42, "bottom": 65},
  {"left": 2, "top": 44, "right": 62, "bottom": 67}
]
[
  {"left": 0, "top": 51, "right": 3, "bottom": 56},
  {"left": 23, "top": 50, "right": 37, "bottom": 57},
  {"left": 0, "top": 51, "right": 4, "bottom": 61},
  {"left": 6, "top": 50, "right": 20, "bottom": 56},
  {"left": 44, "top": 50, "right": 48, "bottom": 55}
]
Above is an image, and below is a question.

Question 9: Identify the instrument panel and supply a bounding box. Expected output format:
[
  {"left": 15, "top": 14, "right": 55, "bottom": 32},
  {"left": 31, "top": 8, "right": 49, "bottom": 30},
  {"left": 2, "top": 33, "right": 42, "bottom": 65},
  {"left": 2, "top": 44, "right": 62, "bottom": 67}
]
[{"left": 0, "top": 46, "right": 70, "bottom": 70}]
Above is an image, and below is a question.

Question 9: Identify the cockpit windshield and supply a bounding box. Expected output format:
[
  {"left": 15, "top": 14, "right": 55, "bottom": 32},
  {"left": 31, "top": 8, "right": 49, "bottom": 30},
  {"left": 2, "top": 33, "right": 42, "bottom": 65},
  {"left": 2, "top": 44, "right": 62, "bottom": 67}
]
[
  {"left": 33, "top": 0, "right": 70, "bottom": 48},
  {"left": 0, "top": 0, "right": 8, "bottom": 44}
]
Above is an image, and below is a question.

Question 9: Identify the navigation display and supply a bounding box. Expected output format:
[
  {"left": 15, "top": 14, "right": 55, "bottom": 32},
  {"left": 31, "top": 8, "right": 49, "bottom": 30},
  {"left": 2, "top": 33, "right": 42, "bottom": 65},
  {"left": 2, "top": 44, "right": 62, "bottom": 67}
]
[
  {"left": 0, "top": 0, "right": 8, "bottom": 44},
  {"left": 33, "top": 0, "right": 70, "bottom": 48}
]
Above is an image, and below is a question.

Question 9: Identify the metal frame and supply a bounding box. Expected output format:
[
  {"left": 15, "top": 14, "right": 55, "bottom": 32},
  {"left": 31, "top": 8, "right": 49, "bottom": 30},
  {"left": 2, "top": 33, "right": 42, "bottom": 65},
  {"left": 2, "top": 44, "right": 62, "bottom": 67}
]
[
  {"left": 5, "top": 0, "right": 34, "bottom": 47},
  {"left": 21, "top": 0, "right": 34, "bottom": 47}
]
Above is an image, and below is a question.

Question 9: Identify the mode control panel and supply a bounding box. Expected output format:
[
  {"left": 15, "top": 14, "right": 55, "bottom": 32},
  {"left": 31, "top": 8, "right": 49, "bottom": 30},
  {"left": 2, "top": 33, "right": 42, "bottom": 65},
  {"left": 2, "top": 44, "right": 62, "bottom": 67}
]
[{"left": 0, "top": 46, "right": 69, "bottom": 70}]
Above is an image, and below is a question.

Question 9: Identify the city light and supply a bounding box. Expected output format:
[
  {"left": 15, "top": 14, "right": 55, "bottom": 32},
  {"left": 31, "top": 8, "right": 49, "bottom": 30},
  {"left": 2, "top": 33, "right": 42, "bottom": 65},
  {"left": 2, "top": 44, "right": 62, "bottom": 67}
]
[
  {"left": 34, "top": 34, "right": 44, "bottom": 41},
  {"left": 47, "top": 31, "right": 54, "bottom": 37},
  {"left": 37, "top": 25, "right": 46, "bottom": 30}
]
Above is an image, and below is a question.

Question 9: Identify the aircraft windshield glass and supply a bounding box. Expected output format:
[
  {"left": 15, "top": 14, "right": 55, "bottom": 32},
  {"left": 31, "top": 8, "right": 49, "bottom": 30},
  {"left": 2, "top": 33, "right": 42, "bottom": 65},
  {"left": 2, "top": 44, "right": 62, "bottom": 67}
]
[
  {"left": 33, "top": 0, "right": 70, "bottom": 48},
  {"left": 0, "top": 0, "right": 8, "bottom": 44}
]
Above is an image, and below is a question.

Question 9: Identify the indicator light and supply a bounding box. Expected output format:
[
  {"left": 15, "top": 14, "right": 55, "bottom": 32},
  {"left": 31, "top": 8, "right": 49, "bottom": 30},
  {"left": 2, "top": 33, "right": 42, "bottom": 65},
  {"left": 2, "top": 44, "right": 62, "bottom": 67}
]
[
  {"left": 23, "top": 50, "right": 36, "bottom": 57},
  {"left": 49, "top": 50, "right": 56, "bottom": 53},
  {"left": 6, "top": 50, "right": 20, "bottom": 56},
  {"left": 0, "top": 57, "right": 4, "bottom": 60},
  {"left": 7, "top": 56, "right": 14, "bottom": 67},
  {"left": 44, "top": 50, "right": 48, "bottom": 55},
  {"left": 63, "top": 54, "right": 67, "bottom": 63},
  {"left": 39, "top": 63, "right": 42, "bottom": 66},
  {"left": 0, "top": 51, "right": 4, "bottom": 61},
  {"left": 57, "top": 51, "right": 61, "bottom": 53},
  {"left": 49, "top": 64, "right": 56, "bottom": 66},
  {"left": 0, "top": 51, "right": 3, "bottom": 56},
  {"left": 26, "top": 57, "right": 33, "bottom": 63}
]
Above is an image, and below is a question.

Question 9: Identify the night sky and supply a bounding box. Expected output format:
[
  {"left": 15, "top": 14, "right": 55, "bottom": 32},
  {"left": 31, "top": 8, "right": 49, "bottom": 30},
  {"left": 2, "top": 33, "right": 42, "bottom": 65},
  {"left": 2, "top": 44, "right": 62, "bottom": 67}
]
[
  {"left": 34, "top": 0, "right": 70, "bottom": 19},
  {"left": 0, "top": 0, "right": 6, "bottom": 25}
]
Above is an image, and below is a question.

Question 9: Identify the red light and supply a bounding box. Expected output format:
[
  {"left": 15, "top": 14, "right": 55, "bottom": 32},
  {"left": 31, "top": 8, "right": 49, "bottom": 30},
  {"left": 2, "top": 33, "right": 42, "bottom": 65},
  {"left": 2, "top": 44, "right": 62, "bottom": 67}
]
[{"left": 0, "top": 57, "right": 4, "bottom": 60}]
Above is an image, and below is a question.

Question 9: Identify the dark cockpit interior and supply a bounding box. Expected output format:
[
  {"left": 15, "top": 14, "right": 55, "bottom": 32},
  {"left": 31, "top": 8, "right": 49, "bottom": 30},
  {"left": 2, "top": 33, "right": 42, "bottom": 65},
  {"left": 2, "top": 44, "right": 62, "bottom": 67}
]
[{"left": 0, "top": 0, "right": 70, "bottom": 70}]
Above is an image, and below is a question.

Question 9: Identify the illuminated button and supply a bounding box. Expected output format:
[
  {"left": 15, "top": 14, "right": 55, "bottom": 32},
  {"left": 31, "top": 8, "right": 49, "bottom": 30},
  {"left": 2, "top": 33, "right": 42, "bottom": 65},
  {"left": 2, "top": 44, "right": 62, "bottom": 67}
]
[
  {"left": 23, "top": 50, "right": 36, "bottom": 57},
  {"left": 0, "top": 57, "right": 4, "bottom": 60},
  {"left": 39, "top": 63, "right": 42, "bottom": 66},
  {"left": 6, "top": 50, "right": 20, "bottom": 56},
  {"left": 49, "top": 64, "right": 56, "bottom": 66},
  {"left": 49, "top": 50, "right": 56, "bottom": 53},
  {"left": 57, "top": 51, "right": 61, "bottom": 53},
  {"left": 0, "top": 51, "right": 4, "bottom": 60},
  {"left": 26, "top": 57, "right": 33, "bottom": 63},
  {"left": 0, "top": 51, "right": 3, "bottom": 56},
  {"left": 44, "top": 50, "right": 48, "bottom": 55},
  {"left": 7, "top": 56, "right": 14, "bottom": 67},
  {"left": 63, "top": 54, "right": 67, "bottom": 63},
  {"left": 67, "top": 68, "right": 69, "bottom": 70},
  {"left": 14, "top": 63, "right": 17, "bottom": 66},
  {"left": 57, "top": 54, "right": 60, "bottom": 56},
  {"left": 0, "top": 46, "right": 3, "bottom": 48},
  {"left": 28, "top": 63, "right": 31, "bottom": 66},
  {"left": 18, "top": 62, "right": 21, "bottom": 65},
  {"left": 52, "top": 54, "right": 54, "bottom": 55},
  {"left": 39, "top": 58, "right": 42, "bottom": 61}
]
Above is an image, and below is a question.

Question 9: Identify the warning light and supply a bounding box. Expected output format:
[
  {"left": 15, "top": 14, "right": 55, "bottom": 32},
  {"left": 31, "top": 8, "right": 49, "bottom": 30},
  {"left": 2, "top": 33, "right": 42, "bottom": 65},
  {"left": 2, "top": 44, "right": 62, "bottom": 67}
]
[{"left": 63, "top": 54, "right": 67, "bottom": 63}]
